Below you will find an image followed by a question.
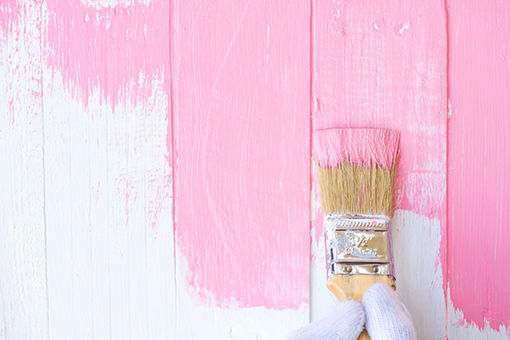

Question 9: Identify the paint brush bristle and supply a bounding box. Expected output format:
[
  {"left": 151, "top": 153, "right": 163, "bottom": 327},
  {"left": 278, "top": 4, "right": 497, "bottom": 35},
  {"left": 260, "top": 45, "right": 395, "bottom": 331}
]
[{"left": 313, "top": 128, "right": 400, "bottom": 217}]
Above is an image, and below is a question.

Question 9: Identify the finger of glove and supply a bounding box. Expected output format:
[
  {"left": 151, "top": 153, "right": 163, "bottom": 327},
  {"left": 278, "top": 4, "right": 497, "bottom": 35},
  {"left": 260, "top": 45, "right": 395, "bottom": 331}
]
[
  {"left": 287, "top": 299, "right": 365, "bottom": 340},
  {"left": 362, "top": 284, "right": 417, "bottom": 340}
]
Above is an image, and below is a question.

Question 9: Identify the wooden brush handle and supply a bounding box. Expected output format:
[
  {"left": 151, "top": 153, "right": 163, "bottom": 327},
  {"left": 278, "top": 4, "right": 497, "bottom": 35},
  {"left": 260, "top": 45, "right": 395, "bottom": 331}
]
[{"left": 327, "top": 274, "right": 396, "bottom": 340}]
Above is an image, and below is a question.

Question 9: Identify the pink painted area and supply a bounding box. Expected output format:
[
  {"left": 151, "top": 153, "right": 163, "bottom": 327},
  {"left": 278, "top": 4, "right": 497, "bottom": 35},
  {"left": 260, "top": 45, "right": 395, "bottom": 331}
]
[
  {"left": 45, "top": 0, "right": 169, "bottom": 108},
  {"left": 312, "top": 0, "right": 447, "bottom": 296},
  {"left": 44, "top": 0, "right": 172, "bottom": 229},
  {"left": 313, "top": 0, "right": 447, "bottom": 221},
  {"left": 0, "top": 0, "right": 19, "bottom": 35},
  {"left": 173, "top": 0, "right": 311, "bottom": 309},
  {"left": 313, "top": 128, "right": 400, "bottom": 169},
  {"left": 447, "top": 0, "right": 510, "bottom": 330}
]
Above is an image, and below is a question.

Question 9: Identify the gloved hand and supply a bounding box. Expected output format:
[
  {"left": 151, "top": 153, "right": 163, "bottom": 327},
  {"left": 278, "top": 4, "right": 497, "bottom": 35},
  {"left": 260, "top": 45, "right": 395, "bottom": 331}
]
[
  {"left": 362, "top": 284, "right": 416, "bottom": 340},
  {"left": 287, "top": 284, "right": 417, "bottom": 340}
]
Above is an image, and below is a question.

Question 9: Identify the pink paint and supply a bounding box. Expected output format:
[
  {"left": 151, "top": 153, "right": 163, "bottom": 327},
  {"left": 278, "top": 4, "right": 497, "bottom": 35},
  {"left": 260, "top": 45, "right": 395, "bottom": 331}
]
[
  {"left": 312, "top": 0, "right": 447, "bottom": 297},
  {"left": 447, "top": 0, "right": 510, "bottom": 330},
  {"left": 313, "top": 0, "right": 447, "bottom": 221},
  {"left": 313, "top": 128, "right": 400, "bottom": 169},
  {"left": 45, "top": 0, "right": 172, "bottom": 229},
  {"left": 45, "top": 0, "right": 169, "bottom": 108},
  {"left": 0, "top": 0, "right": 19, "bottom": 35},
  {"left": 174, "top": 0, "right": 310, "bottom": 309}
]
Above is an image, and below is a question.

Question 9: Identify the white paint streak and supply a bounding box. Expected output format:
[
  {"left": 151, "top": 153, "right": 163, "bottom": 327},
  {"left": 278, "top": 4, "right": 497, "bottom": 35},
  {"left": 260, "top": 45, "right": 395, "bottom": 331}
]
[
  {"left": 41, "top": 67, "right": 175, "bottom": 339},
  {"left": 392, "top": 210, "right": 446, "bottom": 340},
  {"left": 396, "top": 23, "right": 410, "bottom": 35},
  {"left": 0, "top": 1, "right": 48, "bottom": 338},
  {"left": 80, "top": 0, "right": 135, "bottom": 10}
]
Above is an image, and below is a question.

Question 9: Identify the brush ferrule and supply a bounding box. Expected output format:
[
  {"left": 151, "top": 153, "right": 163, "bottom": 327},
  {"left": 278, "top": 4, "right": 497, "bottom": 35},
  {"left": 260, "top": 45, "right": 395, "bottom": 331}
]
[{"left": 325, "top": 214, "right": 394, "bottom": 277}]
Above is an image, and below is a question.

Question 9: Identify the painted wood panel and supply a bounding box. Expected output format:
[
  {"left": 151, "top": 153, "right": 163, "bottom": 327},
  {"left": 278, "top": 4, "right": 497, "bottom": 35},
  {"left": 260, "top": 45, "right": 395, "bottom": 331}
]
[
  {"left": 1, "top": 0, "right": 510, "bottom": 339},
  {"left": 2, "top": 0, "right": 176, "bottom": 339},
  {"left": 0, "top": 1, "right": 48, "bottom": 338},
  {"left": 41, "top": 0, "right": 176, "bottom": 337},
  {"left": 311, "top": 1, "right": 448, "bottom": 339},
  {"left": 447, "top": 0, "right": 510, "bottom": 338},
  {"left": 172, "top": 1, "right": 311, "bottom": 338}
]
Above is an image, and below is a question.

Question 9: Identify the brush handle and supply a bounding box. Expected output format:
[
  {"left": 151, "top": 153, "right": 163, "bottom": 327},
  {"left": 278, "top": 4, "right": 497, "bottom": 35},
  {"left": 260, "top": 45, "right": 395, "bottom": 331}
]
[{"left": 327, "top": 274, "right": 396, "bottom": 340}]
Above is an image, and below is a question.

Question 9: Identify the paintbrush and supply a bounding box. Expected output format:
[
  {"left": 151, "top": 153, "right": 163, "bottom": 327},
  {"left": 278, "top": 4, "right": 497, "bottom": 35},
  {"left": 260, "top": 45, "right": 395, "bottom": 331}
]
[{"left": 313, "top": 128, "right": 400, "bottom": 340}]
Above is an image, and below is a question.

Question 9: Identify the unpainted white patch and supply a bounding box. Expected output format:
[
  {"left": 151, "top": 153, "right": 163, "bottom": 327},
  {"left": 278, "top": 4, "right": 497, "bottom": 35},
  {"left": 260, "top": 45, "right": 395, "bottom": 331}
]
[
  {"left": 81, "top": 0, "right": 136, "bottom": 10},
  {"left": 395, "top": 22, "right": 410, "bottom": 35},
  {"left": 175, "top": 252, "right": 309, "bottom": 340},
  {"left": 447, "top": 288, "right": 509, "bottom": 340},
  {"left": 373, "top": 23, "right": 379, "bottom": 30},
  {"left": 0, "top": 4, "right": 48, "bottom": 338},
  {"left": 391, "top": 210, "right": 446, "bottom": 339},
  {"left": 310, "top": 209, "right": 447, "bottom": 338},
  {"left": 40, "top": 66, "right": 175, "bottom": 339},
  {"left": 448, "top": 99, "right": 452, "bottom": 118}
]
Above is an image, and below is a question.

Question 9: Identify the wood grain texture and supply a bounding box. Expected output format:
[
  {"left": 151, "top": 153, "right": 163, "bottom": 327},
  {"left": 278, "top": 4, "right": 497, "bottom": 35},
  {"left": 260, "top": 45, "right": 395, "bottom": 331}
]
[
  {"left": 172, "top": 0, "right": 311, "bottom": 338},
  {"left": 0, "top": 1, "right": 48, "bottom": 339},
  {"left": 1, "top": 0, "right": 510, "bottom": 339},
  {"left": 311, "top": 1, "right": 448, "bottom": 338},
  {"left": 447, "top": 0, "right": 510, "bottom": 338},
  {"left": 40, "top": 0, "right": 175, "bottom": 339}
]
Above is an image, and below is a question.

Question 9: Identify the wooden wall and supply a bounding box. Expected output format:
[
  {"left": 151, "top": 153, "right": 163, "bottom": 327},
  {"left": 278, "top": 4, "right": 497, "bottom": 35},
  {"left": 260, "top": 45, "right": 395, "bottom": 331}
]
[{"left": 1, "top": 0, "right": 508, "bottom": 339}]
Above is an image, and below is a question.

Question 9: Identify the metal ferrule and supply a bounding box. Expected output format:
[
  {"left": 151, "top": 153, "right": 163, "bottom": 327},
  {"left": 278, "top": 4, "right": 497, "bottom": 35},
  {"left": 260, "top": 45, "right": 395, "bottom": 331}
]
[{"left": 325, "top": 214, "right": 394, "bottom": 277}]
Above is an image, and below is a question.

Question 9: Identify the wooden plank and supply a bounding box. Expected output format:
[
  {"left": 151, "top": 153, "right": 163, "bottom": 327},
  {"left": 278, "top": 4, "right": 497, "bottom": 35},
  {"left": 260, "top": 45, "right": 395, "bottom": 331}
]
[
  {"left": 447, "top": 0, "right": 510, "bottom": 338},
  {"left": 311, "top": 1, "right": 448, "bottom": 338},
  {"left": 0, "top": 1, "right": 49, "bottom": 339},
  {"left": 41, "top": 1, "right": 175, "bottom": 339},
  {"left": 173, "top": 0, "right": 311, "bottom": 338},
  {"left": 43, "top": 72, "right": 94, "bottom": 339},
  {"left": 143, "top": 75, "right": 176, "bottom": 340}
]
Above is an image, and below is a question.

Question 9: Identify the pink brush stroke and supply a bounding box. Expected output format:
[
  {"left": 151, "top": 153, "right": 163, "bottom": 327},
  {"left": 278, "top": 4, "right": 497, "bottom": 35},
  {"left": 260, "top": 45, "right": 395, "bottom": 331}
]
[
  {"left": 312, "top": 0, "right": 448, "bottom": 314},
  {"left": 45, "top": 0, "right": 170, "bottom": 108},
  {"left": 313, "top": 128, "right": 401, "bottom": 169},
  {"left": 173, "top": 0, "right": 311, "bottom": 310},
  {"left": 45, "top": 0, "right": 171, "bottom": 230},
  {"left": 447, "top": 0, "right": 510, "bottom": 331},
  {"left": 0, "top": 0, "right": 19, "bottom": 36}
]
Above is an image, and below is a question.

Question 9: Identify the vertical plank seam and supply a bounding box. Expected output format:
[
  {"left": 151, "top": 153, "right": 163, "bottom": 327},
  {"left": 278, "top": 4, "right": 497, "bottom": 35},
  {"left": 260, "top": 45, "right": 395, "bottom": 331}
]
[
  {"left": 40, "top": 0, "right": 51, "bottom": 337},
  {"left": 444, "top": 0, "right": 450, "bottom": 337},
  {"left": 308, "top": 0, "right": 315, "bottom": 323},
  {"left": 169, "top": 0, "right": 178, "bottom": 337},
  {"left": 125, "top": 85, "right": 132, "bottom": 340},
  {"left": 87, "top": 67, "right": 95, "bottom": 340},
  {"left": 143, "top": 59, "right": 149, "bottom": 340},
  {"left": 106, "top": 64, "right": 112, "bottom": 340}
]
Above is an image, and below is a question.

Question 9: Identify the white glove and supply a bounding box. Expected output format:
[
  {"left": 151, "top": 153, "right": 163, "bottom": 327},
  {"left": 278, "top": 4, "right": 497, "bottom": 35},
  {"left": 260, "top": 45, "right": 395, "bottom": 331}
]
[
  {"left": 287, "top": 283, "right": 416, "bottom": 340},
  {"left": 286, "top": 299, "right": 365, "bottom": 340},
  {"left": 362, "top": 284, "right": 417, "bottom": 340}
]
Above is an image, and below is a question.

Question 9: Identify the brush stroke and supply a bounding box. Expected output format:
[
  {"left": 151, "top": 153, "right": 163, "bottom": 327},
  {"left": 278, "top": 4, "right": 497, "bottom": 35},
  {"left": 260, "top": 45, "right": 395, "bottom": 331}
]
[
  {"left": 313, "top": 128, "right": 400, "bottom": 169},
  {"left": 45, "top": 0, "right": 169, "bottom": 108},
  {"left": 447, "top": 0, "right": 510, "bottom": 331},
  {"left": 173, "top": 0, "right": 311, "bottom": 310},
  {"left": 0, "top": 0, "right": 20, "bottom": 36},
  {"left": 44, "top": 0, "right": 171, "bottom": 229},
  {"left": 312, "top": 0, "right": 447, "bottom": 337}
]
